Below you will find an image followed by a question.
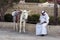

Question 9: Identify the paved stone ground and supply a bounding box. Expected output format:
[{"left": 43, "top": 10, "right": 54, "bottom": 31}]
[
  {"left": 0, "top": 22, "right": 60, "bottom": 40},
  {"left": 0, "top": 28, "right": 60, "bottom": 40}
]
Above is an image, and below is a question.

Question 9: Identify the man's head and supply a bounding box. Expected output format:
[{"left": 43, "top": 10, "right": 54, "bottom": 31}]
[{"left": 41, "top": 10, "right": 45, "bottom": 16}]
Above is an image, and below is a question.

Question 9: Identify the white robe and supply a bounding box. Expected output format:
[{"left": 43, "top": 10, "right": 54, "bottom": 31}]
[{"left": 36, "top": 12, "right": 49, "bottom": 35}]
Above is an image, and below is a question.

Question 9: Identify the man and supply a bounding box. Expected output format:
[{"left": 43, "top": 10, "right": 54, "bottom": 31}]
[
  {"left": 19, "top": 10, "right": 29, "bottom": 33},
  {"left": 36, "top": 10, "right": 49, "bottom": 36}
]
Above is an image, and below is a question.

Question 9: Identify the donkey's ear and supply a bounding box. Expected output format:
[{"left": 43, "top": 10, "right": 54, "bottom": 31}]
[
  {"left": 28, "top": 10, "right": 31, "bottom": 13},
  {"left": 20, "top": 10, "right": 23, "bottom": 12}
]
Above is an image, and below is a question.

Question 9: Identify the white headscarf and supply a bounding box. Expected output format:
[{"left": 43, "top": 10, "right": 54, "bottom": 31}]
[{"left": 41, "top": 10, "right": 49, "bottom": 18}]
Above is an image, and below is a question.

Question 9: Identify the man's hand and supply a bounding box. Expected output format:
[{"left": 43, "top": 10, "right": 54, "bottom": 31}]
[{"left": 40, "top": 21, "right": 47, "bottom": 24}]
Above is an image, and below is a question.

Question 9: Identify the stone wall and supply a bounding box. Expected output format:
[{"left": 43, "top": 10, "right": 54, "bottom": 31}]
[
  {"left": 0, "top": 22, "right": 60, "bottom": 35},
  {"left": 6, "top": 3, "right": 60, "bottom": 17}
]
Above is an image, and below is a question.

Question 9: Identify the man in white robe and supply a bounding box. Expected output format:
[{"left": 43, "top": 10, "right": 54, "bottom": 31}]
[
  {"left": 36, "top": 10, "right": 49, "bottom": 36},
  {"left": 19, "top": 10, "right": 29, "bottom": 33}
]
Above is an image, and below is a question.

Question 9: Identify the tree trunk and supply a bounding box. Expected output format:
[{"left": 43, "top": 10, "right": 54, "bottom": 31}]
[{"left": 54, "top": 0, "right": 58, "bottom": 25}]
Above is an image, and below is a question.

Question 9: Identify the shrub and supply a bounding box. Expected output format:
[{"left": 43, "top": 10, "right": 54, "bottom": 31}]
[
  {"left": 58, "top": 17, "right": 60, "bottom": 25},
  {"left": 49, "top": 16, "right": 60, "bottom": 25},
  {"left": 49, "top": 16, "right": 55, "bottom": 25},
  {"left": 13, "top": 0, "right": 20, "bottom": 3},
  {"left": 25, "top": 0, "right": 47, "bottom": 3},
  {"left": 4, "top": 14, "right": 13, "bottom": 22},
  {"left": 25, "top": 0, "right": 39, "bottom": 3},
  {"left": 39, "top": 0, "right": 47, "bottom": 3},
  {"left": 27, "top": 14, "right": 40, "bottom": 24},
  {"left": 27, "top": 15, "right": 60, "bottom": 25}
]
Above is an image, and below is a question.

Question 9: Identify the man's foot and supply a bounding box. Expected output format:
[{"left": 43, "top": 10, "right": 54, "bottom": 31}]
[
  {"left": 40, "top": 35, "right": 45, "bottom": 36},
  {"left": 40, "top": 34, "right": 47, "bottom": 36}
]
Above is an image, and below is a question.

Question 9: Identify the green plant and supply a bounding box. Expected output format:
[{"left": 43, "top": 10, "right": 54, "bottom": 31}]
[
  {"left": 27, "top": 15, "right": 60, "bottom": 25},
  {"left": 39, "top": 0, "right": 47, "bottom": 3},
  {"left": 13, "top": 0, "right": 20, "bottom": 3},
  {"left": 4, "top": 14, "right": 13, "bottom": 22},
  {"left": 25, "top": 0, "right": 39, "bottom": 3},
  {"left": 49, "top": 16, "right": 55, "bottom": 25},
  {"left": 58, "top": 17, "right": 60, "bottom": 25},
  {"left": 27, "top": 14, "right": 40, "bottom": 24}
]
